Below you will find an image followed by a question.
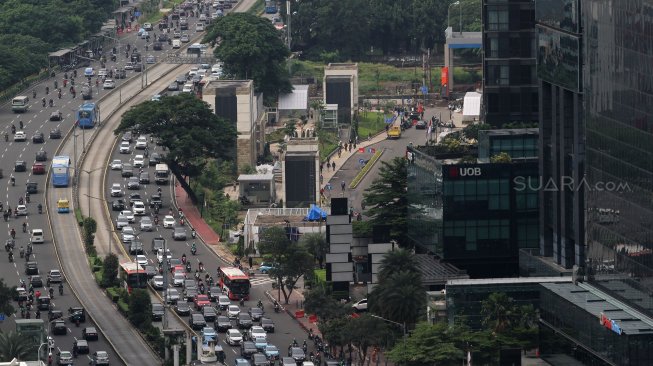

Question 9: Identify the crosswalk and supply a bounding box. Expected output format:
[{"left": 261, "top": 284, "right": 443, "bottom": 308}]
[{"left": 250, "top": 277, "right": 275, "bottom": 287}]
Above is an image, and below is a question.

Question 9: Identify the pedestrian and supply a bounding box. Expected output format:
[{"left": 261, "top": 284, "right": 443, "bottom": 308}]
[
  {"left": 341, "top": 181, "right": 346, "bottom": 192},
  {"left": 320, "top": 163, "right": 323, "bottom": 173},
  {"left": 332, "top": 162, "right": 336, "bottom": 171},
  {"left": 319, "top": 174, "right": 323, "bottom": 184},
  {"left": 338, "top": 149, "right": 342, "bottom": 158}
]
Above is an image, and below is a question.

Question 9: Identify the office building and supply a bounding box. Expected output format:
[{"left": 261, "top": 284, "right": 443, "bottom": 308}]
[
  {"left": 283, "top": 136, "right": 319, "bottom": 208},
  {"left": 482, "top": 0, "right": 538, "bottom": 126},
  {"left": 323, "top": 63, "right": 358, "bottom": 124}
]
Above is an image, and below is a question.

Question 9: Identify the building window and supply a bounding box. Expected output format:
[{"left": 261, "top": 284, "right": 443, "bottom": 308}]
[
  {"left": 487, "top": 7, "right": 509, "bottom": 31},
  {"left": 489, "top": 37, "right": 498, "bottom": 58},
  {"left": 488, "top": 65, "right": 509, "bottom": 86}
]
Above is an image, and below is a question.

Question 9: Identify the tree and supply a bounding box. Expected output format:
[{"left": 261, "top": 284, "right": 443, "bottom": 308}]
[
  {"left": 349, "top": 315, "right": 391, "bottom": 365},
  {"left": 0, "top": 279, "right": 17, "bottom": 317},
  {"left": 368, "top": 270, "right": 426, "bottom": 326},
  {"left": 0, "top": 331, "right": 33, "bottom": 361},
  {"left": 462, "top": 122, "right": 492, "bottom": 141},
  {"left": 102, "top": 253, "right": 119, "bottom": 288},
  {"left": 386, "top": 322, "right": 467, "bottom": 366},
  {"left": 115, "top": 93, "right": 236, "bottom": 189},
  {"left": 481, "top": 293, "right": 538, "bottom": 350},
  {"left": 203, "top": 13, "right": 292, "bottom": 101},
  {"left": 258, "top": 227, "right": 314, "bottom": 304},
  {"left": 128, "top": 289, "right": 152, "bottom": 331},
  {"left": 362, "top": 157, "right": 408, "bottom": 246},
  {"left": 304, "top": 286, "right": 351, "bottom": 321},
  {"left": 377, "top": 249, "right": 418, "bottom": 281},
  {"left": 490, "top": 152, "right": 512, "bottom": 163},
  {"left": 300, "top": 233, "right": 328, "bottom": 268},
  {"left": 283, "top": 119, "right": 296, "bottom": 137}
]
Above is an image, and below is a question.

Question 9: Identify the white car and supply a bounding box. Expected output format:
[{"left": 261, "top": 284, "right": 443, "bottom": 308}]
[
  {"left": 249, "top": 326, "right": 267, "bottom": 339},
  {"left": 226, "top": 329, "right": 243, "bottom": 346},
  {"left": 103, "top": 79, "right": 115, "bottom": 89},
  {"left": 218, "top": 295, "right": 231, "bottom": 309},
  {"left": 143, "top": 22, "right": 153, "bottom": 31},
  {"left": 163, "top": 215, "right": 176, "bottom": 228},
  {"left": 14, "top": 131, "right": 26, "bottom": 142},
  {"left": 135, "top": 136, "right": 148, "bottom": 149},
  {"left": 133, "top": 155, "right": 145, "bottom": 168},
  {"left": 212, "top": 63, "right": 223, "bottom": 73},
  {"left": 227, "top": 305, "right": 240, "bottom": 319},
  {"left": 132, "top": 201, "right": 146, "bottom": 216},
  {"left": 182, "top": 83, "right": 194, "bottom": 93},
  {"left": 136, "top": 255, "right": 148, "bottom": 266},
  {"left": 151, "top": 275, "right": 164, "bottom": 289},
  {"left": 98, "top": 68, "right": 108, "bottom": 77},
  {"left": 110, "top": 183, "right": 123, "bottom": 197},
  {"left": 188, "top": 67, "right": 199, "bottom": 76},
  {"left": 157, "top": 248, "right": 172, "bottom": 263},
  {"left": 352, "top": 298, "right": 368, "bottom": 312},
  {"left": 110, "top": 160, "right": 122, "bottom": 170},
  {"left": 120, "top": 210, "right": 135, "bottom": 223},
  {"left": 140, "top": 216, "right": 153, "bottom": 231},
  {"left": 173, "top": 273, "right": 185, "bottom": 287},
  {"left": 119, "top": 141, "right": 131, "bottom": 154},
  {"left": 122, "top": 226, "right": 135, "bottom": 243},
  {"left": 16, "top": 205, "right": 28, "bottom": 216}
]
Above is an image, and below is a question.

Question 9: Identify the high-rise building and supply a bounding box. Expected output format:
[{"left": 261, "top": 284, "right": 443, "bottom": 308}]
[{"left": 482, "top": 0, "right": 539, "bottom": 126}]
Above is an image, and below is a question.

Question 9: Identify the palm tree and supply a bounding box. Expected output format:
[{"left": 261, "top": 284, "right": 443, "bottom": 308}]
[
  {"left": 378, "top": 249, "right": 418, "bottom": 281},
  {"left": 0, "top": 331, "right": 34, "bottom": 361},
  {"left": 369, "top": 270, "right": 426, "bottom": 325},
  {"left": 481, "top": 292, "right": 516, "bottom": 333}
]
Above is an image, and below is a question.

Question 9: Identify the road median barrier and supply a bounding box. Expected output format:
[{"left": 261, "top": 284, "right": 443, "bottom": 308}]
[{"left": 349, "top": 148, "right": 384, "bottom": 189}]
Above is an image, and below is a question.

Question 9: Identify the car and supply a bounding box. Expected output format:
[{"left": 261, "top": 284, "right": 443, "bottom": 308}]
[
  {"left": 29, "top": 275, "right": 43, "bottom": 288},
  {"left": 148, "top": 152, "right": 162, "bottom": 166},
  {"left": 139, "top": 171, "right": 150, "bottom": 184},
  {"left": 83, "top": 326, "right": 99, "bottom": 341},
  {"left": 168, "top": 82, "right": 179, "bottom": 91},
  {"left": 238, "top": 313, "right": 253, "bottom": 329},
  {"left": 158, "top": 34, "right": 170, "bottom": 42},
  {"left": 173, "top": 227, "right": 187, "bottom": 241},
  {"left": 129, "top": 240, "right": 144, "bottom": 254},
  {"left": 203, "top": 305, "right": 217, "bottom": 322},
  {"left": 241, "top": 341, "right": 258, "bottom": 359},
  {"left": 110, "top": 159, "right": 123, "bottom": 170},
  {"left": 251, "top": 353, "right": 268, "bottom": 366},
  {"left": 110, "top": 183, "right": 123, "bottom": 197},
  {"left": 202, "top": 326, "right": 218, "bottom": 341},
  {"left": 184, "top": 287, "right": 198, "bottom": 302},
  {"left": 112, "top": 199, "right": 125, "bottom": 211},
  {"left": 143, "top": 265, "right": 157, "bottom": 279},
  {"left": 16, "top": 205, "right": 27, "bottom": 216},
  {"left": 216, "top": 315, "right": 232, "bottom": 332},
  {"left": 151, "top": 94, "right": 162, "bottom": 102},
  {"left": 127, "top": 177, "right": 140, "bottom": 190},
  {"left": 50, "top": 110, "right": 63, "bottom": 121},
  {"left": 228, "top": 304, "right": 241, "bottom": 319},
  {"left": 133, "top": 155, "right": 145, "bottom": 168},
  {"left": 153, "top": 42, "right": 163, "bottom": 51},
  {"left": 52, "top": 320, "right": 67, "bottom": 335},
  {"left": 249, "top": 307, "right": 264, "bottom": 321},
  {"left": 75, "top": 339, "right": 90, "bottom": 355},
  {"left": 15, "top": 287, "right": 28, "bottom": 302},
  {"left": 120, "top": 210, "right": 135, "bottom": 223},
  {"left": 182, "top": 83, "right": 194, "bottom": 93},
  {"left": 252, "top": 335, "right": 268, "bottom": 351},
  {"left": 173, "top": 272, "right": 186, "bottom": 287},
  {"left": 98, "top": 68, "right": 108, "bottom": 77},
  {"left": 152, "top": 303, "right": 165, "bottom": 321},
  {"left": 58, "top": 351, "right": 74, "bottom": 365},
  {"left": 48, "top": 269, "right": 63, "bottom": 283},
  {"left": 208, "top": 286, "right": 222, "bottom": 302},
  {"left": 136, "top": 255, "right": 148, "bottom": 266},
  {"left": 163, "top": 215, "right": 176, "bottom": 228},
  {"left": 227, "top": 329, "right": 244, "bottom": 345},
  {"left": 175, "top": 301, "right": 191, "bottom": 316},
  {"left": 34, "top": 150, "right": 48, "bottom": 163},
  {"left": 143, "top": 22, "right": 153, "bottom": 30},
  {"left": 92, "top": 351, "right": 110, "bottom": 365},
  {"left": 151, "top": 275, "right": 164, "bottom": 289},
  {"left": 149, "top": 193, "right": 163, "bottom": 208},
  {"left": 189, "top": 313, "right": 207, "bottom": 330},
  {"left": 136, "top": 136, "right": 148, "bottom": 149},
  {"left": 173, "top": 30, "right": 181, "bottom": 38},
  {"left": 264, "top": 344, "right": 280, "bottom": 361},
  {"left": 119, "top": 141, "right": 131, "bottom": 154},
  {"left": 14, "top": 160, "right": 26, "bottom": 172},
  {"left": 124, "top": 62, "right": 134, "bottom": 70},
  {"left": 140, "top": 30, "right": 149, "bottom": 39},
  {"left": 352, "top": 298, "right": 367, "bottom": 312},
  {"left": 184, "top": 279, "right": 197, "bottom": 290},
  {"left": 260, "top": 317, "right": 275, "bottom": 333},
  {"left": 249, "top": 326, "right": 266, "bottom": 339},
  {"left": 103, "top": 79, "right": 115, "bottom": 89},
  {"left": 259, "top": 262, "right": 276, "bottom": 274},
  {"left": 122, "top": 226, "right": 136, "bottom": 243},
  {"left": 115, "top": 68, "right": 127, "bottom": 79},
  {"left": 194, "top": 294, "right": 211, "bottom": 310},
  {"left": 152, "top": 237, "right": 165, "bottom": 252},
  {"left": 122, "top": 163, "right": 134, "bottom": 177},
  {"left": 415, "top": 120, "right": 427, "bottom": 129},
  {"left": 234, "top": 358, "right": 251, "bottom": 366},
  {"left": 25, "top": 261, "right": 39, "bottom": 275},
  {"left": 157, "top": 248, "right": 172, "bottom": 263},
  {"left": 175, "top": 74, "right": 187, "bottom": 84},
  {"left": 180, "top": 34, "right": 190, "bottom": 42},
  {"left": 14, "top": 131, "right": 26, "bottom": 141},
  {"left": 32, "top": 162, "right": 46, "bottom": 175},
  {"left": 128, "top": 193, "right": 142, "bottom": 207},
  {"left": 115, "top": 216, "right": 129, "bottom": 230},
  {"left": 146, "top": 55, "right": 156, "bottom": 64},
  {"left": 140, "top": 216, "right": 153, "bottom": 231},
  {"left": 290, "top": 347, "right": 306, "bottom": 363}
]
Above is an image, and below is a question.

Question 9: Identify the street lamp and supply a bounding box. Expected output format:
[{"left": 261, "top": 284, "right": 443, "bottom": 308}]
[
  {"left": 448, "top": 1, "right": 462, "bottom": 34},
  {"left": 83, "top": 193, "right": 118, "bottom": 255},
  {"left": 369, "top": 314, "right": 407, "bottom": 358},
  {"left": 82, "top": 167, "right": 103, "bottom": 217}
]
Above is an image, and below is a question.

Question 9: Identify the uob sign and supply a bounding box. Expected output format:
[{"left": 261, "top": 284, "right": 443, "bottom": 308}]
[{"left": 449, "top": 166, "right": 482, "bottom": 177}]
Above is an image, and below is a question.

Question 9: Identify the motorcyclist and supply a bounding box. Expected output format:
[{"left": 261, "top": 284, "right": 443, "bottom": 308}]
[
  {"left": 198, "top": 261, "right": 204, "bottom": 272},
  {"left": 8, "top": 251, "right": 13, "bottom": 262},
  {"left": 45, "top": 86, "right": 49, "bottom": 94},
  {"left": 49, "top": 287, "right": 54, "bottom": 298},
  {"left": 191, "top": 242, "right": 197, "bottom": 255},
  {"left": 10, "top": 228, "right": 15, "bottom": 239},
  {"left": 59, "top": 283, "right": 64, "bottom": 295},
  {"left": 4, "top": 133, "right": 7, "bottom": 142},
  {"left": 186, "top": 262, "right": 191, "bottom": 273},
  {"left": 11, "top": 124, "right": 15, "bottom": 134},
  {"left": 42, "top": 97, "right": 46, "bottom": 107},
  {"left": 19, "top": 246, "right": 24, "bottom": 258},
  {"left": 25, "top": 193, "right": 30, "bottom": 203},
  {"left": 22, "top": 222, "right": 27, "bottom": 233},
  {"left": 49, "top": 99, "right": 53, "bottom": 107},
  {"left": 257, "top": 299, "right": 263, "bottom": 309},
  {"left": 10, "top": 175, "right": 15, "bottom": 186},
  {"left": 58, "top": 89, "right": 62, "bottom": 99},
  {"left": 191, "top": 229, "right": 196, "bottom": 239},
  {"left": 38, "top": 204, "right": 42, "bottom": 214},
  {"left": 240, "top": 297, "right": 245, "bottom": 306},
  {"left": 181, "top": 253, "right": 187, "bottom": 263},
  {"left": 19, "top": 121, "right": 23, "bottom": 130},
  {"left": 33, "top": 90, "right": 36, "bottom": 99}
]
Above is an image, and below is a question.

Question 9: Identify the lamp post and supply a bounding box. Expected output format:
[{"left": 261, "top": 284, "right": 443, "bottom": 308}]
[
  {"left": 369, "top": 314, "right": 407, "bottom": 358},
  {"left": 448, "top": 1, "right": 461, "bottom": 33},
  {"left": 82, "top": 168, "right": 103, "bottom": 217},
  {"left": 84, "top": 193, "right": 118, "bottom": 255}
]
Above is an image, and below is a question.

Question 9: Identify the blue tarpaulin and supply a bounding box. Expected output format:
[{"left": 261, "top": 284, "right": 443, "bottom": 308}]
[{"left": 304, "top": 204, "right": 327, "bottom": 221}]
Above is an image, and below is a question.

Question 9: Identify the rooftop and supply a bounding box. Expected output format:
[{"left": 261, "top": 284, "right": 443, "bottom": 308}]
[
  {"left": 325, "top": 63, "right": 358, "bottom": 70},
  {"left": 238, "top": 173, "right": 274, "bottom": 181},
  {"left": 202, "top": 79, "right": 252, "bottom": 91},
  {"left": 480, "top": 128, "right": 539, "bottom": 137},
  {"left": 414, "top": 254, "right": 469, "bottom": 285}
]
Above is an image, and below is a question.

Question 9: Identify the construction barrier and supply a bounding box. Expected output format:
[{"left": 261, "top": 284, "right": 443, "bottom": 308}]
[{"left": 295, "top": 310, "right": 305, "bottom": 318}]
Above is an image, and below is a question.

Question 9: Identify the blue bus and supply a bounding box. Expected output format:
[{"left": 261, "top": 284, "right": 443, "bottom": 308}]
[
  {"left": 77, "top": 103, "right": 99, "bottom": 128},
  {"left": 52, "top": 156, "right": 71, "bottom": 187},
  {"left": 265, "top": 0, "right": 277, "bottom": 14}
]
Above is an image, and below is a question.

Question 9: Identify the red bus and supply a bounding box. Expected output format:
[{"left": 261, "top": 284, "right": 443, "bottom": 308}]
[
  {"left": 120, "top": 262, "right": 148, "bottom": 293},
  {"left": 218, "top": 267, "right": 251, "bottom": 300}
]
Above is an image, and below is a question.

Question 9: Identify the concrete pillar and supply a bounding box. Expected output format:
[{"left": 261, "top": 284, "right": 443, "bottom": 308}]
[
  {"left": 173, "top": 344, "right": 180, "bottom": 366},
  {"left": 186, "top": 331, "right": 192, "bottom": 364}
]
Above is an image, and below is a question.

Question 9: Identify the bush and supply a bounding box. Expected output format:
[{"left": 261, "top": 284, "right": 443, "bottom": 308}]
[
  {"left": 117, "top": 299, "right": 129, "bottom": 316},
  {"left": 94, "top": 270, "right": 103, "bottom": 285},
  {"left": 75, "top": 209, "right": 84, "bottom": 226},
  {"left": 106, "top": 287, "right": 121, "bottom": 303}
]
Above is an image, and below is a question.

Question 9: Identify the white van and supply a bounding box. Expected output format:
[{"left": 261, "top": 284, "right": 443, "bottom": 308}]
[
  {"left": 30, "top": 229, "right": 44, "bottom": 244},
  {"left": 172, "top": 39, "right": 181, "bottom": 49},
  {"left": 11, "top": 96, "right": 29, "bottom": 113},
  {"left": 196, "top": 22, "right": 204, "bottom": 31}
]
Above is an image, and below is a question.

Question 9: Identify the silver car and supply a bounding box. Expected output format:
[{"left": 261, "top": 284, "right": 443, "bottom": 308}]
[
  {"left": 140, "top": 216, "right": 153, "bottom": 231},
  {"left": 166, "top": 288, "right": 181, "bottom": 303},
  {"left": 173, "top": 227, "right": 187, "bottom": 241}
]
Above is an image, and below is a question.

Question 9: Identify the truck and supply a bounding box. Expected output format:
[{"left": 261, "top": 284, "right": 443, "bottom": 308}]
[{"left": 155, "top": 164, "right": 169, "bottom": 184}]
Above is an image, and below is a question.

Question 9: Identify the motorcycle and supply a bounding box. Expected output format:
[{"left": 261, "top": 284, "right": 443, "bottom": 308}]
[
  {"left": 190, "top": 245, "right": 197, "bottom": 255},
  {"left": 274, "top": 302, "right": 280, "bottom": 313},
  {"left": 42, "top": 98, "right": 46, "bottom": 107},
  {"left": 59, "top": 284, "right": 64, "bottom": 296},
  {"left": 191, "top": 230, "right": 196, "bottom": 239},
  {"left": 10, "top": 177, "right": 15, "bottom": 186},
  {"left": 198, "top": 262, "right": 204, "bottom": 272},
  {"left": 49, "top": 99, "right": 53, "bottom": 107},
  {"left": 4, "top": 133, "right": 7, "bottom": 142},
  {"left": 19, "top": 247, "right": 24, "bottom": 258},
  {"left": 8, "top": 252, "right": 13, "bottom": 262},
  {"left": 257, "top": 300, "right": 263, "bottom": 309},
  {"left": 38, "top": 204, "right": 42, "bottom": 214},
  {"left": 10, "top": 229, "right": 16, "bottom": 239}
]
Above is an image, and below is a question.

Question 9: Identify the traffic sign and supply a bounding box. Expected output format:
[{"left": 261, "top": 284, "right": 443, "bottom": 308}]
[
  {"left": 420, "top": 85, "right": 428, "bottom": 95},
  {"left": 326, "top": 183, "right": 332, "bottom": 191},
  {"left": 0, "top": 313, "right": 5, "bottom": 321}
]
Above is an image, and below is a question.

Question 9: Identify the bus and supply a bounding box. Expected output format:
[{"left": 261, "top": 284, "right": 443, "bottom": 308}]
[
  {"left": 119, "top": 262, "right": 148, "bottom": 293},
  {"left": 77, "top": 103, "right": 99, "bottom": 128},
  {"left": 51, "top": 156, "right": 71, "bottom": 187},
  {"left": 218, "top": 267, "right": 251, "bottom": 300},
  {"left": 265, "top": 0, "right": 277, "bottom": 14}
]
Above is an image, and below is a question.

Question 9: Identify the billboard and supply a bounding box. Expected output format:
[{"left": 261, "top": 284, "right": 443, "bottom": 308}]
[
  {"left": 537, "top": 26, "right": 581, "bottom": 92},
  {"left": 536, "top": 0, "right": 579, "bottom": 33}
]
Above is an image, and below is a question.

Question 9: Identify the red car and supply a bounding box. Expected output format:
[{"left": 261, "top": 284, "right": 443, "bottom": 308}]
[
  {"left": 32, "top": 163, "right": 46, "bottom": 175},
  {"left": 194, "top": 294, "right": 210, "bottom": 310}
]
